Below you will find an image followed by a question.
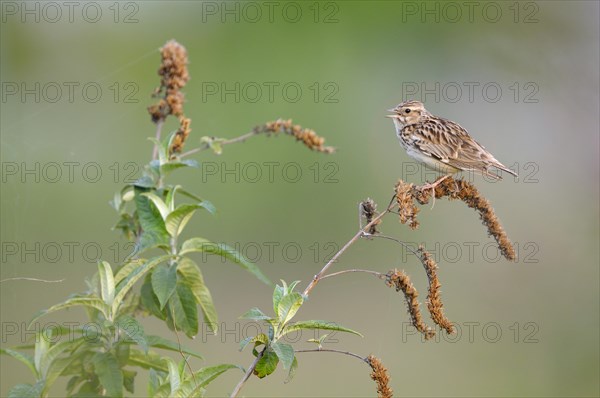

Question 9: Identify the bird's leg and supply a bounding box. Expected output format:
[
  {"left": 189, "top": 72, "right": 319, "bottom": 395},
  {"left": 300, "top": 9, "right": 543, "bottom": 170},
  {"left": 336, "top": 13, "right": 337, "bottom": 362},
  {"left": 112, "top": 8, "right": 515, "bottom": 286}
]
[{"left": 420, "top": 175, "right": 451, "bottom": 209}]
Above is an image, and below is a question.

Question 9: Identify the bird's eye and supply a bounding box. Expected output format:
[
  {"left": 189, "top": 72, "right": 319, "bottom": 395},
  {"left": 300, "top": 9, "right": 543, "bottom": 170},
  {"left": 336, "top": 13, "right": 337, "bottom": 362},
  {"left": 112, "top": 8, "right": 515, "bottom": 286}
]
[{"left": 404, "top": 109, "right": 411, "bottom": 114}]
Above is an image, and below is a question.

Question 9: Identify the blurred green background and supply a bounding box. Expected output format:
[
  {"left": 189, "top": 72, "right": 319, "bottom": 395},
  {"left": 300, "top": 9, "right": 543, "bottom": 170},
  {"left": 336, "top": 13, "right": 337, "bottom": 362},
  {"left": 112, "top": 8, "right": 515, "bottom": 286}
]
[{"left": 1, "top": 1, "right": 598, "bottom": 396}]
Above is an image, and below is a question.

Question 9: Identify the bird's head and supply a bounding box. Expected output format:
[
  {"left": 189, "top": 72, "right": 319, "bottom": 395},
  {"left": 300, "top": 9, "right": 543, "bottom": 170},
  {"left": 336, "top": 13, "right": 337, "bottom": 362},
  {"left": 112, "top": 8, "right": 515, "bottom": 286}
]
[{"left": 386, "top": 100, "right": 429, "bottom": 127}]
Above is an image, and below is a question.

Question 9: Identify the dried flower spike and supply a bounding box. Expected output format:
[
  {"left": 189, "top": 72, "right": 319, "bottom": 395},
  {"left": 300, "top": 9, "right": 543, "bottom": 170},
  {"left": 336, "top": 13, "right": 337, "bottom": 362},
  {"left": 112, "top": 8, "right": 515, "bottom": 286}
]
[
  {"left": 367, "top": 355, "right": 393, "bottom": 398},
  {"left": 394, "top": 180, "right": 420, "bottom": 229},
  {"left": 256, "top": 118, "right": 335, "bottom": 153},
  {"left": 418, "top": 245, "right": 454, "bottom": 334},
  {"left": 148, "top": 39, "right": 190, "bottom": 123},
  {"left": 385, "top": 269, "right": 435, "bottom": 340}
]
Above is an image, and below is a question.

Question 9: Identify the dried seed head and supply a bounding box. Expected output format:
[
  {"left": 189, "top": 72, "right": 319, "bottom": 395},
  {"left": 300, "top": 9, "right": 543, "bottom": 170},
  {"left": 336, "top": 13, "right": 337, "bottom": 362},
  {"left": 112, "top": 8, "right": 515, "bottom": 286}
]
[
  {"left": 367, "top": 355, "right": 393, "bottom": 398},
  {"left": 361, "top": 198, "right": 381, "bottom": 235},
  {"left": 394, "top": 180, "right": 420, "bottom": 229},
  {"left": 258, "top": 119, "right": 335, "bottom": 153},
  {"left": 385, "top": 269, "right": 435, "bottom": 340}
]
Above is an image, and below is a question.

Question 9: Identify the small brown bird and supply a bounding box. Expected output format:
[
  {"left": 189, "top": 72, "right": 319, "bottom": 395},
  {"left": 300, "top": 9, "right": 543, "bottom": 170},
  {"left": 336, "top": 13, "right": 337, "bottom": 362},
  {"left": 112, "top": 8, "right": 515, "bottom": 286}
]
[{"left": 387, "top": 100, "right": 517, "bottom": 189}]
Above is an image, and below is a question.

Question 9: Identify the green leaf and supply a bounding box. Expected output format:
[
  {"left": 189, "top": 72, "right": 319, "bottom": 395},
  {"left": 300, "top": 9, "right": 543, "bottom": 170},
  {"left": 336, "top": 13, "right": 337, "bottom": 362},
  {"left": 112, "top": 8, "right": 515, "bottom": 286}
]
[
  {"left": 152, "top": 264, "right": 178, "bottom": 310},
  {"left": 149, "top": 137, "right": 168, "bottom": 165},
  {"left": 177, "top": 257, "right": 218, "bottom": 333},
  {"left": 277, "top": 292, "right": 303, "bottom": 327},
  {"left": 140, "top": 277, "right": 166, "bottom": 320},
  {"left": 98, "top": 261, "right": 115, "bottom": 306},
  {"left": 185, "top": 364, "right": 241, "bottom": 396},
  {"left": 180, "top": 237, "right": 271, "bottom": 285},
  {"left": 112, "top": 255, "right": 171, "bottom": 316},
  {"left": 145, "top": 335, "right": 203, "bottom": 359},
  {"left": 133, "top": 187, "right": 169, "bottom": 251},
  {"left": 114, "top": 259, "right": 145, "bottom": 285},
  {"left": 271, "top": 342, "right": 294, "bottom": 370},
  {"left": 166, "top": 358, "right": 180, "bottom": 394},
  {"left": 240, "top": 307, "right": 272, "bottom": 321},
  {"left": 30, "top": 298, "right": 111, "bottom": 328},
  {"left": 160, "top": 159, "right": 200, "bottom": 176},
  {"left": 0, "top": 349, "right": 37, "bottom": 377},
  {"left": 93, "top": 352, "right": 123, "bottom": 397},
  {"left": 164, "top": 185, "right": 181, "bottom": 211},
  {"left": 40, "top": 337, "right": 85, "bottom": 380},
  {"left": 45, "top": 353, "right": 85, "bottom": 393},
  {"left": 165, "top": 204, "right": 200, "bottom": 237},
  {"left": 282, "top": 320, "right": 363, "bottom": 338},
  {"left": 273, "top": 284, "right": 284, "bottom": 315},
  {"left": 239, "top": 333, "right": 269, "bottom": 352},
  {"left": 8, "top": 382, "right": 43, "bottom": 398},
  {"left": 133, "top": 174, "right": 156, "bottom": 189},
  {"left": 168, "top": 283, "right": 199, "bottom": 338},
  {"left": 123, "top": 369, "right": 136, "bottom": 394},
  {"left": 127, "top": 349, "right": 168, "bottom": 372},
  {"left": 141, "top": 192, "right": 169, "bottom": 220},
  {"left": 115, "top": 316, "right": 148, "bottom": 353},
  {"left": 253, "top": 349, "right": 279, "bottom": 379},
  {"left": 284, "top": 357, "right": 298, "bottom": 384}
]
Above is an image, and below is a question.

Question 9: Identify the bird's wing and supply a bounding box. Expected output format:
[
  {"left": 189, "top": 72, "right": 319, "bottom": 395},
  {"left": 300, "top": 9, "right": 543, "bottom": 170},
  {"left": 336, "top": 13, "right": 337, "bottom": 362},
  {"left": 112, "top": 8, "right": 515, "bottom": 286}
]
[{"left": 412, "top": 118, "right": 516, "bottom": 178}]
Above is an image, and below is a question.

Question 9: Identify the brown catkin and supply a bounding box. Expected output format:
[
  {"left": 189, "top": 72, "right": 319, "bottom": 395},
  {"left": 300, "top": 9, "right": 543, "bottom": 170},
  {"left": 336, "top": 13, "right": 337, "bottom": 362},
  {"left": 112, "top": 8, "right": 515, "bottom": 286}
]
[
  {"left": 418, "top": 246, "right": 455, "bottom": 334},
  {"left": 367, "top": 355, "right": 393, "bottom": 398}
]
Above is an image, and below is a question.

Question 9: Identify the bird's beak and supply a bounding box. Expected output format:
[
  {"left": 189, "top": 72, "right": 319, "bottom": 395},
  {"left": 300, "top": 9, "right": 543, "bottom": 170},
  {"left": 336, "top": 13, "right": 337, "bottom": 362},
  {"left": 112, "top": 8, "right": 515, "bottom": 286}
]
[{"left": 386, "top": 108, "right": 400, "bottom": 118}]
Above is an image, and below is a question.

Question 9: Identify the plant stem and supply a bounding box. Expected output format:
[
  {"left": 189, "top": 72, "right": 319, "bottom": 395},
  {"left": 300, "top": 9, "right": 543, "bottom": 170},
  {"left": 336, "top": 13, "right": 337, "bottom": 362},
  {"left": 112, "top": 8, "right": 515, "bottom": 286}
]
[
  {"left": 295, "top": 348, "right": 367, "bottom": 363},
  {"left": 319, "top": 269, "right": 384, "bottom": 280},
  {"left": 230, "top": 350, "right": 263, "bottom": 398},
  {"left": 152, "top": 120, "right": 164, "bottom": 160},
  {"left": 230, "top": 195, "right": 397, "bottom": 398},
  {"left": 180, "top": 130, "right": 259, "bottom": 158},
  {"left": 302, "top": 194, "right": 396, "bottom": 297}
]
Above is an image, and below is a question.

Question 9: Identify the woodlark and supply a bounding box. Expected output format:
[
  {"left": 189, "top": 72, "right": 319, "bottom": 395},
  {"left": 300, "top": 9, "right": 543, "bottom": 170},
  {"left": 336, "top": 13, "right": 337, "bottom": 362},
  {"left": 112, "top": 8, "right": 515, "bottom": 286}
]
[{"left": 387, "top": 100, "right": 517, "bottom": 189}]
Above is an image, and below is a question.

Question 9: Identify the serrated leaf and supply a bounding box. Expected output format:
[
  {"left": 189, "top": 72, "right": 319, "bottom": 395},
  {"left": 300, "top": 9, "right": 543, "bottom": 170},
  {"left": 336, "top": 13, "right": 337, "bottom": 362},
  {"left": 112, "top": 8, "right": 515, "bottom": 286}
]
[
  {"left": 112, "top": 255, "right": 172, "bottom": 316},
  {"left": 141, "top": 192, "right": 169, "bottom": 220},
  {"left": 98, "top": 261, "right": 115, "bottom": 306},
  {"left": 177, "top": 258, "right": 218, "bottom": 333},
  {"left": 8, "top": 382, "right": 43, "bottom": 398},
  {"left": 271, "top": 342, "right": 294, "bottom": 370},
  {"left": 0, "top": 349, "right": 37, "bottom": 377},
  {"left": 180, "top": 237, "right": 271, "bottom": 285},
  {"left": 116, "top": 316, "right": 148, "bottom": 353},
  {"left": 93, "top": 352, "right": 123, "bottom": 397},
  {"left": 152, "top": 264, "right": 178, "bottom": 310},
  {"left": 253, "top": 349, "right": 278, "bottom": 379},
  {"left": 277, "top": 292, "right": 303, "bottom": 326},
  {"left": 29, "top": 298, "right": 111, "bottom": 327},
  {"left": 168, "top": 283, "right": 199, "bottom": 338},
  {"left": 165, "top": 204, "right": 200, "bottom": 237},
  {"left": 282, "top": 320, "right": 363, "bottom": 338},
  {"left": 239, "top": 307, "right": 272, "bottom": 321}
]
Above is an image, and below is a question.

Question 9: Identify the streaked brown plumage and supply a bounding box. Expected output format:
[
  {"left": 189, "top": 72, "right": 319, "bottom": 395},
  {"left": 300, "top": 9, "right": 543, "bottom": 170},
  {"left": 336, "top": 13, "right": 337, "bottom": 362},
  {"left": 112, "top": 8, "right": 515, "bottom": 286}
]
[{"left": 387, "top": 100, "right": 517, "bottom": 180}]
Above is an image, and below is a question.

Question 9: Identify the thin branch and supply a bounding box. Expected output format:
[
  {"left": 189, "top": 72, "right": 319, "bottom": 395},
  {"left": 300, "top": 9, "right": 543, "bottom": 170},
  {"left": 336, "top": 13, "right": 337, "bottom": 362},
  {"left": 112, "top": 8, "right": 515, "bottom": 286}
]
[
  {"left": 302, "top": 193, "right": 397, "bottom": 297},
  {"left": 0, "top": 277, "right": 65, "bottom": 283},
  {"left": 230, "top": 350, "right": 263, "bottom": 398},
  {"left": 320, "top": 269, "right": 384, "bottom": 280},
  {"left": 180, "top": 130, "right": 258, "bottom": 158},
  {"left": 170, "top": 306, "right": 197, "bottom": 389},
  {"left": 295, "top": 348, "right": 367, "bottom": 363}
]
